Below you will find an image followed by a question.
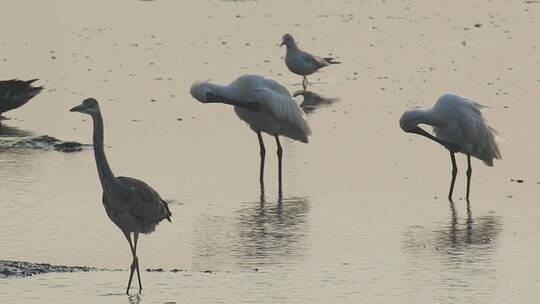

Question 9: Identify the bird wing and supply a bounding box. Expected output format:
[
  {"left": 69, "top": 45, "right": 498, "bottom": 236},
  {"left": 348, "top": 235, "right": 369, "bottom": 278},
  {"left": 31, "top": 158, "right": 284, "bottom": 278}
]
[
  {"left": 251, "top": 87, "right": 312, "bottom": 142},
  {"left": 300, "top": 51, "right": 328, "bottom": 68},
  {"left": 0, "top": 79, "right": 43, "bottom": 113},
  {"left": 457, "top": 99, "right": 501, "bottom": 166},
  {"left": 115, "top": 176, "right": 172, "bottom": 223}
]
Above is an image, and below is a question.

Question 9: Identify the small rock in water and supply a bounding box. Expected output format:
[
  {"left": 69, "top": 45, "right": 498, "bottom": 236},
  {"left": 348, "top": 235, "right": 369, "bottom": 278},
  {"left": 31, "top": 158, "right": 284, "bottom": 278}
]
[
  {"left": 0, "top": 260, "right": 96, "bottom": 278},
  {"left": 170, "top": 268, "right": 186, "bottom": 273},
  {"left": 0, "top": 134, "right": 89, "bottom": 152},
  {"left": 54, "top": 141, "right": 83, "bottom": 152},
  {"left": 146, "top": 268, "right": 163, "bottom": 272}
]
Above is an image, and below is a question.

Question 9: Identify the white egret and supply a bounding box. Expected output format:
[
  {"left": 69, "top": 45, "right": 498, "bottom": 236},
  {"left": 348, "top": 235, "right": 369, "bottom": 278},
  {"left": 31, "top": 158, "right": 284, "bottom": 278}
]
[
  {"left": 400, "top": 93, "right": 501, "bottom": 201},
  {"left": 190, "top": 74, "right": 311, "bottom": 193}
]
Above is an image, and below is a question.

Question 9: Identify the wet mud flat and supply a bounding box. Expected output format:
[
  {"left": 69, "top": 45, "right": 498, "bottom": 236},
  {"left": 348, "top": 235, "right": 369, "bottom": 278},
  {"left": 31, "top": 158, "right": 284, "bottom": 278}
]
[
  {"left": 0, "top": 134, "right": 88, "bottom": 152},
  {"left": 0, "top": 259, "right": 245, "bottom": 279},
  {"left": 0, "top": 260, "right": 97, "bottom": 278}
]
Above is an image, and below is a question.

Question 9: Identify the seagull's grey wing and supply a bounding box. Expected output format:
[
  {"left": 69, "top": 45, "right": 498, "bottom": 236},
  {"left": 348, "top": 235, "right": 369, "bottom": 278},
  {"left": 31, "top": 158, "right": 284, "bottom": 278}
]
[{"left": 300, "top": 51, "right": 328, "bottom": 68}]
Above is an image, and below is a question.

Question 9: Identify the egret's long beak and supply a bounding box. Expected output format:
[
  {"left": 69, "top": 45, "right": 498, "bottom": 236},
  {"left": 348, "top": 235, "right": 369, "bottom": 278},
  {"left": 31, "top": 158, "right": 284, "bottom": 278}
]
[
  {"left": 70, "top": 104, "right": 86, "bottom": 112},
  {"left": 205, "top": 93, "right": 260, "bottom": 112},
  {"left": 409, "top": 126, "right": 460, "bottom": 152}
]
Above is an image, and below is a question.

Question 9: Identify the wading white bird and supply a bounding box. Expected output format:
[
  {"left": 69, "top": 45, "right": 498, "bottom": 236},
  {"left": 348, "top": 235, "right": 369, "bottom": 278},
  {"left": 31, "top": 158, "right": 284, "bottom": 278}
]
[
  {"left": 281, "top": 33, "right": 340, "bottom": 91},
  {"left": 190, "top": 74, "right": 311, "bottom": 192},
  {"left": 399, "top": 93, "right": 501, "bottom": 201},
  {"left": 70, "top": 98, "right": 171, "bottom": 294},
  {"left": 0, "top": 79, "right": 43, "bottom": 116}
]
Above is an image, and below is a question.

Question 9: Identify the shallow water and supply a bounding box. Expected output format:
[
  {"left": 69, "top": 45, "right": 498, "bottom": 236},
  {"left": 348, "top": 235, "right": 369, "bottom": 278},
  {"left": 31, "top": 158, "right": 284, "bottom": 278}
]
[{"left": 1, "top": 0, "right": 540, "bottom": 303}]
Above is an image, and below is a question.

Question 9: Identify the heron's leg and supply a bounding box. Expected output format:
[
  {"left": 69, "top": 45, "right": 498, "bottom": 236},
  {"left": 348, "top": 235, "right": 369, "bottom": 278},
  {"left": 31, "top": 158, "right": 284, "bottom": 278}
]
[
  {"left": 302, "top": 76, "right": 308, "bottom": 92},
  {"left": 466, "top": 154, "right": 472, "bottom": 200},
  {"left": 448, "top": 152, "right": 458, "bottom": 202},
  {"left": 275, "top": 135, "right": 283, "bottom": 194},
  {"left": 257, "top": 131, "right": 266, "bottom": 188},
  {"left": 133, "top": 232, "right": 142, "bottom": 293},
  {"left": 123, "top": 231, "right": 137, "bottom": 295}
]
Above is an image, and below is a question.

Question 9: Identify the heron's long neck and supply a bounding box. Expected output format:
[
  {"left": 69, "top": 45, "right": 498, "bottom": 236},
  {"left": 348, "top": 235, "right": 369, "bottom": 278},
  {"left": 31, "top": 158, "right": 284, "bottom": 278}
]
[{"left": 91, "top": 111, "right": 116, "bottom": 189}]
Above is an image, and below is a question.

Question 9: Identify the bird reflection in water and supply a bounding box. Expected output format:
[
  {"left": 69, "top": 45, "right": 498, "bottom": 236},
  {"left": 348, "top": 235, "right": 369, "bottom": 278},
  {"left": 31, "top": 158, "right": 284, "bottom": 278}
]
[
  {"left": 191, "top": 190, "right": 311, "bottom": 271},
  {"left": 234, "top": 192, "right": 310, "bottom": 268},
  {"left": 294, "top": 90, "right": 339, "bottom": 115},
  {"left": 0, "top": 125, "right": 34, "bottom": 151},
  {"left": 436, "top": 200, "right": 501, "bottom": 251},
  {"left": 402, "top": 201, "right": 502, "bottom": 302},
  {"left": 0, "top": 125, "right": 33, "bottom": 138},
  {"left": 127, "top": 294, "right": 141, "bottom": 304},
  {"left": 403, "top": 199, "right": 502, "bottom": 264},
  {"left": 404, "top": 200, "right": 501, "bottom": 255}
]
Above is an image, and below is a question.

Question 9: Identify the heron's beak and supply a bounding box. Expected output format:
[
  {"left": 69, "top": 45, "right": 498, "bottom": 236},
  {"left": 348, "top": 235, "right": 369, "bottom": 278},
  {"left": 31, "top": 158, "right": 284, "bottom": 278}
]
[
  {"left": 280, "top": 41, "right": 285, "bottom": 47},
  {"left": 70, "top": 104, "right": 86, "bottom": 112}
]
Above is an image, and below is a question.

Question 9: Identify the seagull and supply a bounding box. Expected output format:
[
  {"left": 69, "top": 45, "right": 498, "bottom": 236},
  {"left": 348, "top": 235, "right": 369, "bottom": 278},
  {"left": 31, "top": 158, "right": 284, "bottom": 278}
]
[
  {"left": 280, "top": 33, "right": 340, "bottom": 91},
  {"left": 190, "top": 74, "right": 311, "bottom": 193},
  {"left": 400, "top": 93, "right": 501, "bottom": 201}
]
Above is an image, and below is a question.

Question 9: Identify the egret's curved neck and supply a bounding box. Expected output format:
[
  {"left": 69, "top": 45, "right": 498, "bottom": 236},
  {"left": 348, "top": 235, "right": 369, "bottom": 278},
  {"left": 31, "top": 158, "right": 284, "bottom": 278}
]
[
  {"left": 207, "top": 82, "right": 240, "bottom": 101},
  {"left": 91, "top": 110, "right": 117, "bottom": 190},
  {"left": 405, "top": 109, "right": 440, "bottom": 128}
]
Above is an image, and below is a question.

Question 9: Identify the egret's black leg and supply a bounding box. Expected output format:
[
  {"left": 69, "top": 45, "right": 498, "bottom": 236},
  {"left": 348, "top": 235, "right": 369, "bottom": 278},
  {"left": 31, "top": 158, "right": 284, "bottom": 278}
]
[
  {"left": 123, "top": 231, "right": 137, "bottom": 295},
  {"left": 133, "top": 232, "right": 142, "bottom": 293},
  {"left": 275, "top": 135, "right": 283, "bottom": 194},
  {"left": 466, "top": 154, "right": 472, "bottom": 200},
  {"left": 448, "top": 152, "right": 458, "bottom": 202},
  {"left": 257, "top": 131, "right": 266, "bottom": 188}
]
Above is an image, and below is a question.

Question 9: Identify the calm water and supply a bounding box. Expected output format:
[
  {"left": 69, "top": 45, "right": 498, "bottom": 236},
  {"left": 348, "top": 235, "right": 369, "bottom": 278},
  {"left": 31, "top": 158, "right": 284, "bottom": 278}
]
[{"left": 1, "top": 0, "right": 540, "bottom": 303}]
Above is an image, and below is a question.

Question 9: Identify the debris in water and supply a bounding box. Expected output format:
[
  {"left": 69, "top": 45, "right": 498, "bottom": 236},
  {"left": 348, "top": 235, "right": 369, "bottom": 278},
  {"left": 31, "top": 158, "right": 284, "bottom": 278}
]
[
  {"left": 54, "top": 141, "right": 84, "bottom": 152},
  {"left": 0, "top": 260, "right": 96, "bottom": 278}
]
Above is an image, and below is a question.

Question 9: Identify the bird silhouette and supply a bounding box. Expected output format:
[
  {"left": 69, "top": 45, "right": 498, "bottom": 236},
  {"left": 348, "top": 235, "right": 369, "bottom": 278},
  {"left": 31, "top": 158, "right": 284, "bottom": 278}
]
[
  {"left": 70, "top": 98, "right": 171, "bottom": 294},
  {"left": 400, "top": 93, "right": 501, "bottom": 201},
  {"left": 0, "top": 79, "right": 43, "bottom": 116},
  {"left": 191, "top": 74, "right": 311, "bottom": 194},
  {"left": 280, "top": 34, "right": 340, "bottom": 91}
]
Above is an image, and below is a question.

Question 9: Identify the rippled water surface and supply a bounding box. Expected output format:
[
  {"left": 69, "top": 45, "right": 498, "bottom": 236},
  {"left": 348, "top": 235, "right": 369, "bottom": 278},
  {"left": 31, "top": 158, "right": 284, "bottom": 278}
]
[{"left": 1, "top": 0, "right": 540, "bottom": 303}]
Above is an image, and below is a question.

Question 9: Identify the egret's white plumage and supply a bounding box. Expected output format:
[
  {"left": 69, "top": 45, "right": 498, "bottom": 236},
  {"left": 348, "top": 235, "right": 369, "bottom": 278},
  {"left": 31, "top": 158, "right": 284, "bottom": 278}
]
[
  {"left": 190, "top": 74, "right": 311, "bottom": 191},
  {"left": 280, "top": 34, "right": 340, "bottom": 90},
  {"left": 191, "top": 75, "right": 311, "bottom": 141},
  {"left": 400, "top": 93, "right": 501, "bottom": 200}
]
